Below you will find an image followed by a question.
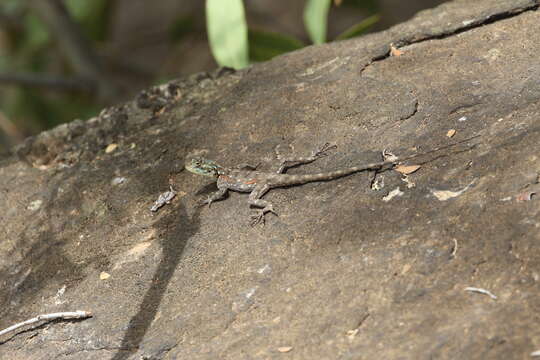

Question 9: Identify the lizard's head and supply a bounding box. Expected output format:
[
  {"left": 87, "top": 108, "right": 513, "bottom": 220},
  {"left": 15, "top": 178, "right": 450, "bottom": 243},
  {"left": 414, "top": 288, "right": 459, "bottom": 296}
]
[{"left": 185, "top": 157, "right": 221, "bottom": 178}]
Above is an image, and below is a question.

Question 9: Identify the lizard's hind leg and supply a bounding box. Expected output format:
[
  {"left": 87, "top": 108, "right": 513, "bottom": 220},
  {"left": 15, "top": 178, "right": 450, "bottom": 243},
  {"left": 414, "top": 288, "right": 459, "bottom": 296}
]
[
  {"left": 199, "top": 187, "right": 228, "bottom": 207},
  {"left": 248, "top": 184, "right": 277, "bottom": 225},
  {"left": 275, "top": 143, "right": 337, "bottom": 173}
]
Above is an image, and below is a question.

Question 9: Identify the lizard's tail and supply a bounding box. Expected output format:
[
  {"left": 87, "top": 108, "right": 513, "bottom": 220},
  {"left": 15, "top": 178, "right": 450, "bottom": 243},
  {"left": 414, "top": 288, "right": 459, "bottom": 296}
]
[
  {"left": 281, "top": 134, "right": 480, "bottom": 186},
  {"left": 282, "top": 160, "right": 394, "bottom": 185}
]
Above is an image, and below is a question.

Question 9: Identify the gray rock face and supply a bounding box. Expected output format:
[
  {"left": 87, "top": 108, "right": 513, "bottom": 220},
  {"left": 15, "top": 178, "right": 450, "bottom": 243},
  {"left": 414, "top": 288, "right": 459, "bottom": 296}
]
[{"left": 1, "top": 0, "right": 540, "bottom": 359}]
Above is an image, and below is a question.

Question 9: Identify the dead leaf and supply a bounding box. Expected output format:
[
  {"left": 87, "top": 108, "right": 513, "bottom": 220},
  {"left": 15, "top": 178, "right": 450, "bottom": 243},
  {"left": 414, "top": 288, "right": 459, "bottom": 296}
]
[
  {"left": 156, "top": 107, "right": 166, "bottom": 116},
  {"left": 446, "top": 129, "right": 456, "bottom": 138},
  {"left": 431, "top": 180, "right": 475, "bottom": 201},
  {"left": 382, "top": 187, "right": 403, "bottom": 202},
  {"left": 390, "top": 44, "right": 403, "bottom": 57},
  {"left": 516, "top": 191, "right": 536, "bottom": 201},
  {"left": 401, "top": 263, "right": 411, "bottom": 274},
  {"left": 346, "top": 329, "right": 359, "bottom": 339},
  {"left": 401, "top": 175, "right": 416, "bottom": 188},
  {"left": 371, "top": 176, "right": 384, "bottom": 191},
  {"left": 105, "top": 144, "right": 118, "bottom": 153},
  {"left": 100, "top": 272, "right": 111, "bottom": 280},
  {"left": 278, "top": 346, "right": 293, "bottom": 353},
  {"left": 395, "top": 164, "right": 421, "bottom": 174},
  {"left": 382, "top": 149, "right": 398, "bottom": 162}
]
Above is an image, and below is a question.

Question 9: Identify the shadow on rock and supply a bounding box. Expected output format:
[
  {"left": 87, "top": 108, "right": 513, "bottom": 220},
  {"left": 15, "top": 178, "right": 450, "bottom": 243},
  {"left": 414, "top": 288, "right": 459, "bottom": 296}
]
[{"left": 111, "top": 202, "right": 201, "bottom": 360}]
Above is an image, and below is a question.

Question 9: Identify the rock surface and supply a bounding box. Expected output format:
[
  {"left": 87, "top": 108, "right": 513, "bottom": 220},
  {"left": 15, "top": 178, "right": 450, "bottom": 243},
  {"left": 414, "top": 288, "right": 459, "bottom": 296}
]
[{"left": 1, "top": 0, "right": 540, "bottom": 359}]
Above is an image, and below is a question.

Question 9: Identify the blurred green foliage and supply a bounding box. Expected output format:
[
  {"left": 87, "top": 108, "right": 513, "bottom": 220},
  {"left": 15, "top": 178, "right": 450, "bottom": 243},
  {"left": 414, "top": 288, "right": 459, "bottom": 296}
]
[
  {"left": 335, "top": 14, "right": 380, "bottom": 40},
  {"left": 64, "top": 0, "right": 110, "bottom": 41},
  {"left": 169, "top": 16, "right": 196, "bottom": 42},
  {"left": 0, "top": 0, "right": 108, "bottom": 142},
  {"left": 248, "top": 30, "right": 305, "bottom": 63},
  {"left": 206, "top": 0, "right": 249, "bottom": 69},
  {"left": 0, "top": 0, "right": 379, "bottom": 150},
  {"left": 206, "top": 0, "right": 379, "bottom": 69},
  {"left": 304, "top": 0, "right": 332, "bottom": 44}
]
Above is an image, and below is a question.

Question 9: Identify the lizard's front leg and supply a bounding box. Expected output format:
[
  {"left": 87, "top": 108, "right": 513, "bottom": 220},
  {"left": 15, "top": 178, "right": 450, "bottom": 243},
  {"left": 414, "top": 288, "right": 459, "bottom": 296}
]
[
  {"left": 199, "top": 186, "right": 228, "bottom": 207},
  {"left": 275, "top": 142, "right": 337, "bottom": 173},
  {"left": 235, "top": 163, "right": 260, "bottom": 171},
  {"left": 248, "top": 184, "right": 276, "bottom": 225}
]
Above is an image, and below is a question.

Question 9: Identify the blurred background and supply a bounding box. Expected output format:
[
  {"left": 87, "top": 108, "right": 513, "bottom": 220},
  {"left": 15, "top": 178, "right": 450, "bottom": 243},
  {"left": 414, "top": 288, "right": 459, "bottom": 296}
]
[{"left": 0, "top": 0, "right": 448, "bottom": 151}]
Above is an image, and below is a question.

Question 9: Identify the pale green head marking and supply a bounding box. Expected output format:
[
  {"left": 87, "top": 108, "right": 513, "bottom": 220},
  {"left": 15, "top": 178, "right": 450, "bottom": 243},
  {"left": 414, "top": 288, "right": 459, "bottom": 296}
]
[{"left": 185, "top": 157, "right": 221, "bottom": 177}]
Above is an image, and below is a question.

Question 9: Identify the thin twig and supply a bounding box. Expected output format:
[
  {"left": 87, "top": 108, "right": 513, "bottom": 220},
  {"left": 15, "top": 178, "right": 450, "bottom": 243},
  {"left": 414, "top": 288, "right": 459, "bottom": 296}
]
[
  {"left": 465, "top": 287, "right": 497, "bottom": 300},
  {"left": 0, "top": 73, "right": 94, "bottom": 93},
  {"left": 0, "top": 110, "right": 24, "bottom": 142},
  {"left": 27, "top": 0, "right": 117, "bottom": 100},
  {"left": 398, "top": 135, "right": 481, "bottom": 164},
  {"left": 0, "top": 310, "right": 92, "bottom": 337},
  {"left": 450, "top": 238, "right": 458, "bottom": 258},
  {"left": 0, "top": 12, "right": 24, "bottom": 32}
]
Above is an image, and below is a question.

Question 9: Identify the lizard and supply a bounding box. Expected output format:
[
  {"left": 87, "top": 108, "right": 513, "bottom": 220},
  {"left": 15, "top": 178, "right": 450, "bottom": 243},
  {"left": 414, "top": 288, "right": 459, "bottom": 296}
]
[{"left": 185, "top": 139, "right": 478, "bottom": 225}]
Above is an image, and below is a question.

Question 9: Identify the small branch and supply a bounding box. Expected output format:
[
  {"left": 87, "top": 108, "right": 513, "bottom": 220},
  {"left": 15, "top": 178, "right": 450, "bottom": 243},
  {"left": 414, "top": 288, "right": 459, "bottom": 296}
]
[
  {"left": 0, "top": 310, "right": 92, "bottom": 337},
  {"left": 450, "top": 238, "right": 458, "bottom": 258},
  {"left": 28, "top": 0, "right": 117, "bottom": 100},
  {"left": 0, "top": 72, "right": 95, "bottom": 93},
  {"left": 0, "top": 110, "right": 24, "bottom": 147},
  {"left": 465, "top": 287, "right": 497, "bottom": 300},
  {"left": 0, "top": 12, "right": 24, "bottom": 32}
]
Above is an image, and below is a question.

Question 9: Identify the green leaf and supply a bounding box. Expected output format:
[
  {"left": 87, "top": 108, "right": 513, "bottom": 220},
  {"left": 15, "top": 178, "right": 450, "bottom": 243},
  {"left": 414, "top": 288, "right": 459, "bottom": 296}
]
[
  {"left": 64, "top": 0, "right": 95, "bottom": 20},
  {"left": 0, "top": 56, "right": 8, "bottom": 71},
  {"left": 303, "top": 0, "right": 331, "bottom": 44},
  {"left": 206, "top": 0, "right": 249, "bottom": 69},
  {"left": 64, "top": 0, "right": 110, "bottom": 41},
  {"left": 335, "top": 14, "right": 379, "bottom": 40},
  {"left": 23, "top": 14, "right": 49, "bottom": 50},
  {"left": 248, "top": 29, "right": 304, "bottom": 62}
]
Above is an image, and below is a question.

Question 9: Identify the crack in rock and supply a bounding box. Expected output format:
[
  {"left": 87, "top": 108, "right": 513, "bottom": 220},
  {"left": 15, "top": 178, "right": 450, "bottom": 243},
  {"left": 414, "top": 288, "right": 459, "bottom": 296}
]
[{"left": 360, "top": 2, "right": 539, "bottom": 75}]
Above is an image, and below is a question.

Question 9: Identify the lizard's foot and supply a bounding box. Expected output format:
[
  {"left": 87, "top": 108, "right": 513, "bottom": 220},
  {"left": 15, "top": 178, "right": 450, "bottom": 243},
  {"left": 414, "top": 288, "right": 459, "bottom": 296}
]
[
  {"left": 250, "top": 208, "right": 278, "bottom": 226},
  {"left": 197, "top": 197, "right": 212, "bottom": 208},
  {"left": 250, "top": 210, "right": 266, "bottom": 226},
  {"left": 312, "top": 143, "right": 337, "bottom": 159}
]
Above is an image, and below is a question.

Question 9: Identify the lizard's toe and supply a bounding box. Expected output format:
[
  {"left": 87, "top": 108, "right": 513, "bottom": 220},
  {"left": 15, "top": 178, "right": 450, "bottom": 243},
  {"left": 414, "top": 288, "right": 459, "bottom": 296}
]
[
  {"left": 264, "top": 205, "right": 278, "bottom": 217},
  {"left": 197, "top": 198, "right": 212, "bottom": 208},
  {"left": 313, "top": 143, "right": 337, "bottom": 158},
  {"left": 250, "top": 211, "right": 265, "bottom": 226}
]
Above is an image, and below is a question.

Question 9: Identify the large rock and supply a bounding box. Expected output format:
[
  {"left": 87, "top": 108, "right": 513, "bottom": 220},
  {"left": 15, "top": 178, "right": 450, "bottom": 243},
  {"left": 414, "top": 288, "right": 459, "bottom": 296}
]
[{"left": 1, "top": 0, "right": 539, "bottom": 358}]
